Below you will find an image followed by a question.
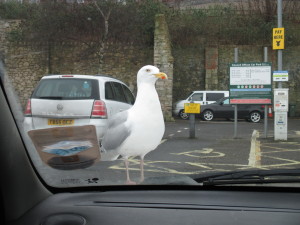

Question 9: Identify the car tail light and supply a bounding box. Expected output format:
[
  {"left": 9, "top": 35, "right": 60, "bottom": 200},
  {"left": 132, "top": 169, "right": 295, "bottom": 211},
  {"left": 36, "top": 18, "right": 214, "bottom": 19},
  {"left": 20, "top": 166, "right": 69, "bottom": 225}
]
[
  {"left": 24, "top": 99, "right": 32, "bottom": 116},
  {"left": 91, "top": 100, "right": 107, "bottom": 119}
]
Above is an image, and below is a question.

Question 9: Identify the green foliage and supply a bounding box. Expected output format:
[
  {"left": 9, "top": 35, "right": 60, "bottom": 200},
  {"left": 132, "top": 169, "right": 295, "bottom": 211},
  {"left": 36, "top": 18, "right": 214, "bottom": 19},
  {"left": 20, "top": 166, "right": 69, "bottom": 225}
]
[
  {"left": 6, "top": 0, "right": 168, "bottom": 45},
  {"left": 166, "top": 5, "right": 277, "bottom": 46},
  {"left": 1, "top": 1, "right": 299, "bottom": 46},
  {"left": 7, "top": 29, "right": 24, "bottom": 42},
  {"left": 0, "top": 2, "right": 37, "bottom": 19}
]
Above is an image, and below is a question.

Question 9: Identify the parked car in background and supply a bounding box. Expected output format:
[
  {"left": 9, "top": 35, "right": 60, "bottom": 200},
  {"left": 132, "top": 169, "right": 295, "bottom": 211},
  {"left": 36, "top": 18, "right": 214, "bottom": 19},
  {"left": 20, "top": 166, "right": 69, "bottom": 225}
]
[
  {"left": 173, "top": 90, "right": 229, "bottom": 119},
  {"left": 23, "top": 74, "right": 135, "bottom": 141},
  {"left": 200, "top": 97, "right": 264, "bottom": 123}
]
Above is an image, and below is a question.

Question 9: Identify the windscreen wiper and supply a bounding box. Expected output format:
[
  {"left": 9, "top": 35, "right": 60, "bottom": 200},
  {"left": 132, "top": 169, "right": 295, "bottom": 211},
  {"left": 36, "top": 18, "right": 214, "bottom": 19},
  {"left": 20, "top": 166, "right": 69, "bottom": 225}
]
[{"left": 192, "top": 169, "right": 300, "bottom": 186}]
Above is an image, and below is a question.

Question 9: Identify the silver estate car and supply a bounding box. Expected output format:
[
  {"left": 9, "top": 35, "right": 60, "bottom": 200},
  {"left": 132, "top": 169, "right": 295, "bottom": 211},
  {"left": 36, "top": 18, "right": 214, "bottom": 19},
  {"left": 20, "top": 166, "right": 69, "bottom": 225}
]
[{"left": 23, "top": 74, "right": 135, "bottom": 141}]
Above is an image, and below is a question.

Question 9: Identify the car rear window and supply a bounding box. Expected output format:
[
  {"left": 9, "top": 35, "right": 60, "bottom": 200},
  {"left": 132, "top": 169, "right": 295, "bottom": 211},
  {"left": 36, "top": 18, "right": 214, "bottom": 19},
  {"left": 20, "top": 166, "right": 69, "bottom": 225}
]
[
  {"left": 32, "top": 78, "right": 100, "bottom": 100},
  {"left": 123, "top": 85, "right": 135, "bottom": 105},
  {"left": 105, "top": 81, "right": 135, "bottom": 105}
]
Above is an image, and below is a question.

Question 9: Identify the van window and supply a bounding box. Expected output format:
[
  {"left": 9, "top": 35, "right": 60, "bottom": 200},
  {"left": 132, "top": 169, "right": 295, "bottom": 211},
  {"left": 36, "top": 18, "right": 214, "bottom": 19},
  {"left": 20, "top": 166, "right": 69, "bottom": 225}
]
[
  {"left": 32, "top": 78, "right": 99, "bottom": 100},
  {"left": 191, "top": 93, "right": 203, "bottom": 101},
  {"left": 206, "top": 93, "right": 224, "bottom": 101}
]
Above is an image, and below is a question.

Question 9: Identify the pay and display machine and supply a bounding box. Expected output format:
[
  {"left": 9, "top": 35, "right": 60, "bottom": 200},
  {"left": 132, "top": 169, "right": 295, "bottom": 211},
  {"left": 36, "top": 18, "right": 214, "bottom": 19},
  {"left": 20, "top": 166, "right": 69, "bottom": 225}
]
[{"left": 274, "top": 88, "right": 289, "bottom": 140}]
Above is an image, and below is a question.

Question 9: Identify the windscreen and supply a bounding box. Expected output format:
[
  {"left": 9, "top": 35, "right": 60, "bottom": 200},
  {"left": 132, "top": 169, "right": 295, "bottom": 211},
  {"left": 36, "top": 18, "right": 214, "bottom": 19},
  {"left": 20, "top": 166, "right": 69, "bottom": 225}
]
[{"left": 1, "top": 1, "right": 300, "bottom": 189}]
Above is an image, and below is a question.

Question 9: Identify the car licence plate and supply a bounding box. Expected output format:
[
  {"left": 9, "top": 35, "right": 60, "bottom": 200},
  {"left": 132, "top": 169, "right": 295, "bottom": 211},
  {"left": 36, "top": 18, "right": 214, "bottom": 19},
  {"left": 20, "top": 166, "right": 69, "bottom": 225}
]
[{"left": 48, "top": 119, "right": 74, "bottom": 126}]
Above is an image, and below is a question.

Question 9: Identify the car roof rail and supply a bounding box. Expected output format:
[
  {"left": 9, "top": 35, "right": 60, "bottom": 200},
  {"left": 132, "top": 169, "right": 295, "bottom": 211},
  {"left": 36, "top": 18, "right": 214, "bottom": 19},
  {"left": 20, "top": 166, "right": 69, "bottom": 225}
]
[
  {"left": 95, "top": 74, "right": 125, "bottom": 82},
  {"left": 43, "top": 74, "right": 125, "bottom": 83},
  {"left": 44, "top": 74, "right": 112, "bottom": 77},
  {"left": 95, "top": 74, "right": 113, "bottom": 78},
  {"left": 44, "top": 74, "right": 59, "bottom": 76}
]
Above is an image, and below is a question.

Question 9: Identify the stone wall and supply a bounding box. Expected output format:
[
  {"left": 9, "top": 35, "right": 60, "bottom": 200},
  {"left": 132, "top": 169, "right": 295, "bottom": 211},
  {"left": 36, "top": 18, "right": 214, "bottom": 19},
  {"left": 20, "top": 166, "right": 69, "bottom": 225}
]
[
  {"left": 5, "top": 42, "right": 49, "bottom": 105},
  {"left": 172, "top": 46, "right": 205, "bottom": 103},
  {"left": 154, "top": 14, "right": 174, "bottom": 121},
  {"left": 5, "top": 40, "right": 154, "bottom": 108},
  {"left": 205, "top": 46, "right": 219, "bottom": 90},
  {"left": 1, "top": 21, "right": 154, "bottom": 103},
  {"left": 162, "top": 0, "right": 238, "bottom": 9},
  {"left": 49, "top": 42, "right": 153, "bottom": 95},
  {"left": 1, "top": 19, "right": 300, "bottom": 117}
]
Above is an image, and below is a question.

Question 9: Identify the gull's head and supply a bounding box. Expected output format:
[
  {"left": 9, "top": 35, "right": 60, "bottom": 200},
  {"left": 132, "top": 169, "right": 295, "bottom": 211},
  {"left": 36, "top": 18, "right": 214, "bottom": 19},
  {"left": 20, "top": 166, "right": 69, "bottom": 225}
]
[{"left": 137, "top": 65, "right": 168, "bottom": 84}]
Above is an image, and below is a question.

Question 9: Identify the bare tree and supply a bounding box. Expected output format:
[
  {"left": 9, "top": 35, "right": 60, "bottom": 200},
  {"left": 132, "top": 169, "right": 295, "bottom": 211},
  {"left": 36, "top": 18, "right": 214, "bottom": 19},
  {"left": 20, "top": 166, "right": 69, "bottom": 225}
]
[
  {"left": 237, "top": 0, "right": 300, "bottom": 22},
  {"left": 93, "top": 0, "right": 113, "bottom": 73}
]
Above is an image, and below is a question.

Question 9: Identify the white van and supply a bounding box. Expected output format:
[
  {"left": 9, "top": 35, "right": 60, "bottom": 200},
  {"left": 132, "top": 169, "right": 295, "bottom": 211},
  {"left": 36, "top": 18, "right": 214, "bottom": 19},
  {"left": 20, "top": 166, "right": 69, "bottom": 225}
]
[{"left": 173, "top": 90, "right": 229, "bottom": 119}]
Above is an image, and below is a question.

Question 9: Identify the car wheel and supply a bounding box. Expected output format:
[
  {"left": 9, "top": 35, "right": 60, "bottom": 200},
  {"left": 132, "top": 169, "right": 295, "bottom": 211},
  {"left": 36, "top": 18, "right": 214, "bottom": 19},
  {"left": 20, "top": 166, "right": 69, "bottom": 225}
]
[
  {"left": 179, "top": 110, "right": 189, "bottom": 120},
  {"left": 202, "top": 110, "right": 214, "bottom": 121},
  {"left": 249, "top": 111, "right": 261, "bottom": 123}
]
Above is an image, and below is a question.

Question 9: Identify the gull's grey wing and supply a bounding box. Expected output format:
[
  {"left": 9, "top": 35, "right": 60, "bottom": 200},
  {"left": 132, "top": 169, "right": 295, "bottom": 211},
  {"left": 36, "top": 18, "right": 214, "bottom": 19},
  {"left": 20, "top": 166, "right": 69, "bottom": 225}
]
[{"left": 101, "top": 110, "right": 131, "bottom": 150}]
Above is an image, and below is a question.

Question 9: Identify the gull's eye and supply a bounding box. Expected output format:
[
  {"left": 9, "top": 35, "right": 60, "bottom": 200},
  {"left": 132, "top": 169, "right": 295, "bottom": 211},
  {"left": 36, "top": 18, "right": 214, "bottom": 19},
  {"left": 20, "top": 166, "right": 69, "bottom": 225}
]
[{"left": 146, "top": 69, "right": 151, "bottom": 72}]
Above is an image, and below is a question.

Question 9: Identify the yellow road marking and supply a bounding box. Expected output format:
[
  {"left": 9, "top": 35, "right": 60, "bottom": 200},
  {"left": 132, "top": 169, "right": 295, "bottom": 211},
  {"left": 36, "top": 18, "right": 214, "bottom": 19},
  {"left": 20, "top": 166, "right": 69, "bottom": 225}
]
[
  {"left": 109, "top": 158, "right": 254, "bottom": 175},
  {"left": 171, "top": 148, "right": 225, "bottom": 158},
  {"left": 261, "top": 149, "right": 300, "bottom": 154},
  {"left": 160, "top": 139, "right": 167, "bottom": 144},
  {"left": 185, "top": 162, "right": 212, "bottom": 170},
  {"left": 107, "top": 131, "right": 300, "bottom": 175},
  {"left": 261, "top": 144, "right": 300, "bottom": 151},
  {"left": 262, "top": 155, "right": 300, "bottom": 164}
]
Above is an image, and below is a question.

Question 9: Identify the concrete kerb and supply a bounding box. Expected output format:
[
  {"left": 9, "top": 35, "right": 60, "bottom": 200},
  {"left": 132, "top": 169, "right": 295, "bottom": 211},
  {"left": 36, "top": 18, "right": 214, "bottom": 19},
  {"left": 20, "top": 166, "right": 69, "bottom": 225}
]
[{"left": 248, "top": 130, "right": 261, "bottom": 168}]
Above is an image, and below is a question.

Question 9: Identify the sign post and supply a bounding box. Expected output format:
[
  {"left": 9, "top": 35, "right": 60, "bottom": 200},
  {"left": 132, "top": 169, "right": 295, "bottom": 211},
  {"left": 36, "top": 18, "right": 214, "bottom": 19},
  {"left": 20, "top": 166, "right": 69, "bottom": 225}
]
[
  {"left": 184, "top": 103, "right": 200, "bottom": 139},
  {"left": 273, "top": 0, "right": 288, "bottom": 141}
]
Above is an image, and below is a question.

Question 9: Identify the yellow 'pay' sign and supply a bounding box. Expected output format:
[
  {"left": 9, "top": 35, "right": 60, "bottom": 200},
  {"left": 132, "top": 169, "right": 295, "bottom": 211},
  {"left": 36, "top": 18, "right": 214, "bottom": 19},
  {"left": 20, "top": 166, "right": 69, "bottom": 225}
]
[
  {"left": 184, "top": 103, "right": 201, "bottom": 114},
  {"left": 273, "top": 28, "right": 284, "bottom": 50}
]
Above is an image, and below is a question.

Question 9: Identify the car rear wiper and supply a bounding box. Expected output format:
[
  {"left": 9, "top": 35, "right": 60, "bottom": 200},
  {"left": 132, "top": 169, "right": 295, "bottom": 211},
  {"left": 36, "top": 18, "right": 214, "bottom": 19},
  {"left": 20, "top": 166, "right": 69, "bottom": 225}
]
[{"left": 191, "top": 169, "right": 300, "bottom": 186}]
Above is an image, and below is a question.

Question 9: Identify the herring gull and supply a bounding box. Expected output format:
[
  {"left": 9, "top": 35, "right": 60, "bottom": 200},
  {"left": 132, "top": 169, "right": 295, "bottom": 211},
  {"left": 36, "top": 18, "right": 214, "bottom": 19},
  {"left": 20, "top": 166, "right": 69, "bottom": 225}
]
[{"left": 100, "top": 65, "right": 167, "bottom": 184}]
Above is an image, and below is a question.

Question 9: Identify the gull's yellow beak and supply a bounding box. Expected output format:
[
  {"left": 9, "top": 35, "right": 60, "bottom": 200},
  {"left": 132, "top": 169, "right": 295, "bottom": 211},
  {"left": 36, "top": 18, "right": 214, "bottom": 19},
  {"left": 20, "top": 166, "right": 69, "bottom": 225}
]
[{"left": 154, "top": 72, "right": 168, "bottom": 80}]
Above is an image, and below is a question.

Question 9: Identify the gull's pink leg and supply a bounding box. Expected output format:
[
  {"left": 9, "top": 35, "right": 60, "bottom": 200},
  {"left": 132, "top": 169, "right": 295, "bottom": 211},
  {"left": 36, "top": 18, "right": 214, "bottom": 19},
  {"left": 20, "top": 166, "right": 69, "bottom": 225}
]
[
  {"left": 139, "top": 156, "right": 145, "bottom": 183},
  {"left": 124, "top": 158, "right": 136, "bottom": 185}
]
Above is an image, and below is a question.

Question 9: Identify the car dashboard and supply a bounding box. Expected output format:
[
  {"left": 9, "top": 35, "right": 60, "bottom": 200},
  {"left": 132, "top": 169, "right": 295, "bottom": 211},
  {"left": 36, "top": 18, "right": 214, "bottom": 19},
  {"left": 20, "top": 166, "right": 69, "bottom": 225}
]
[{"left": 9, "top": 188, "right": 300, "bottom": 225}]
